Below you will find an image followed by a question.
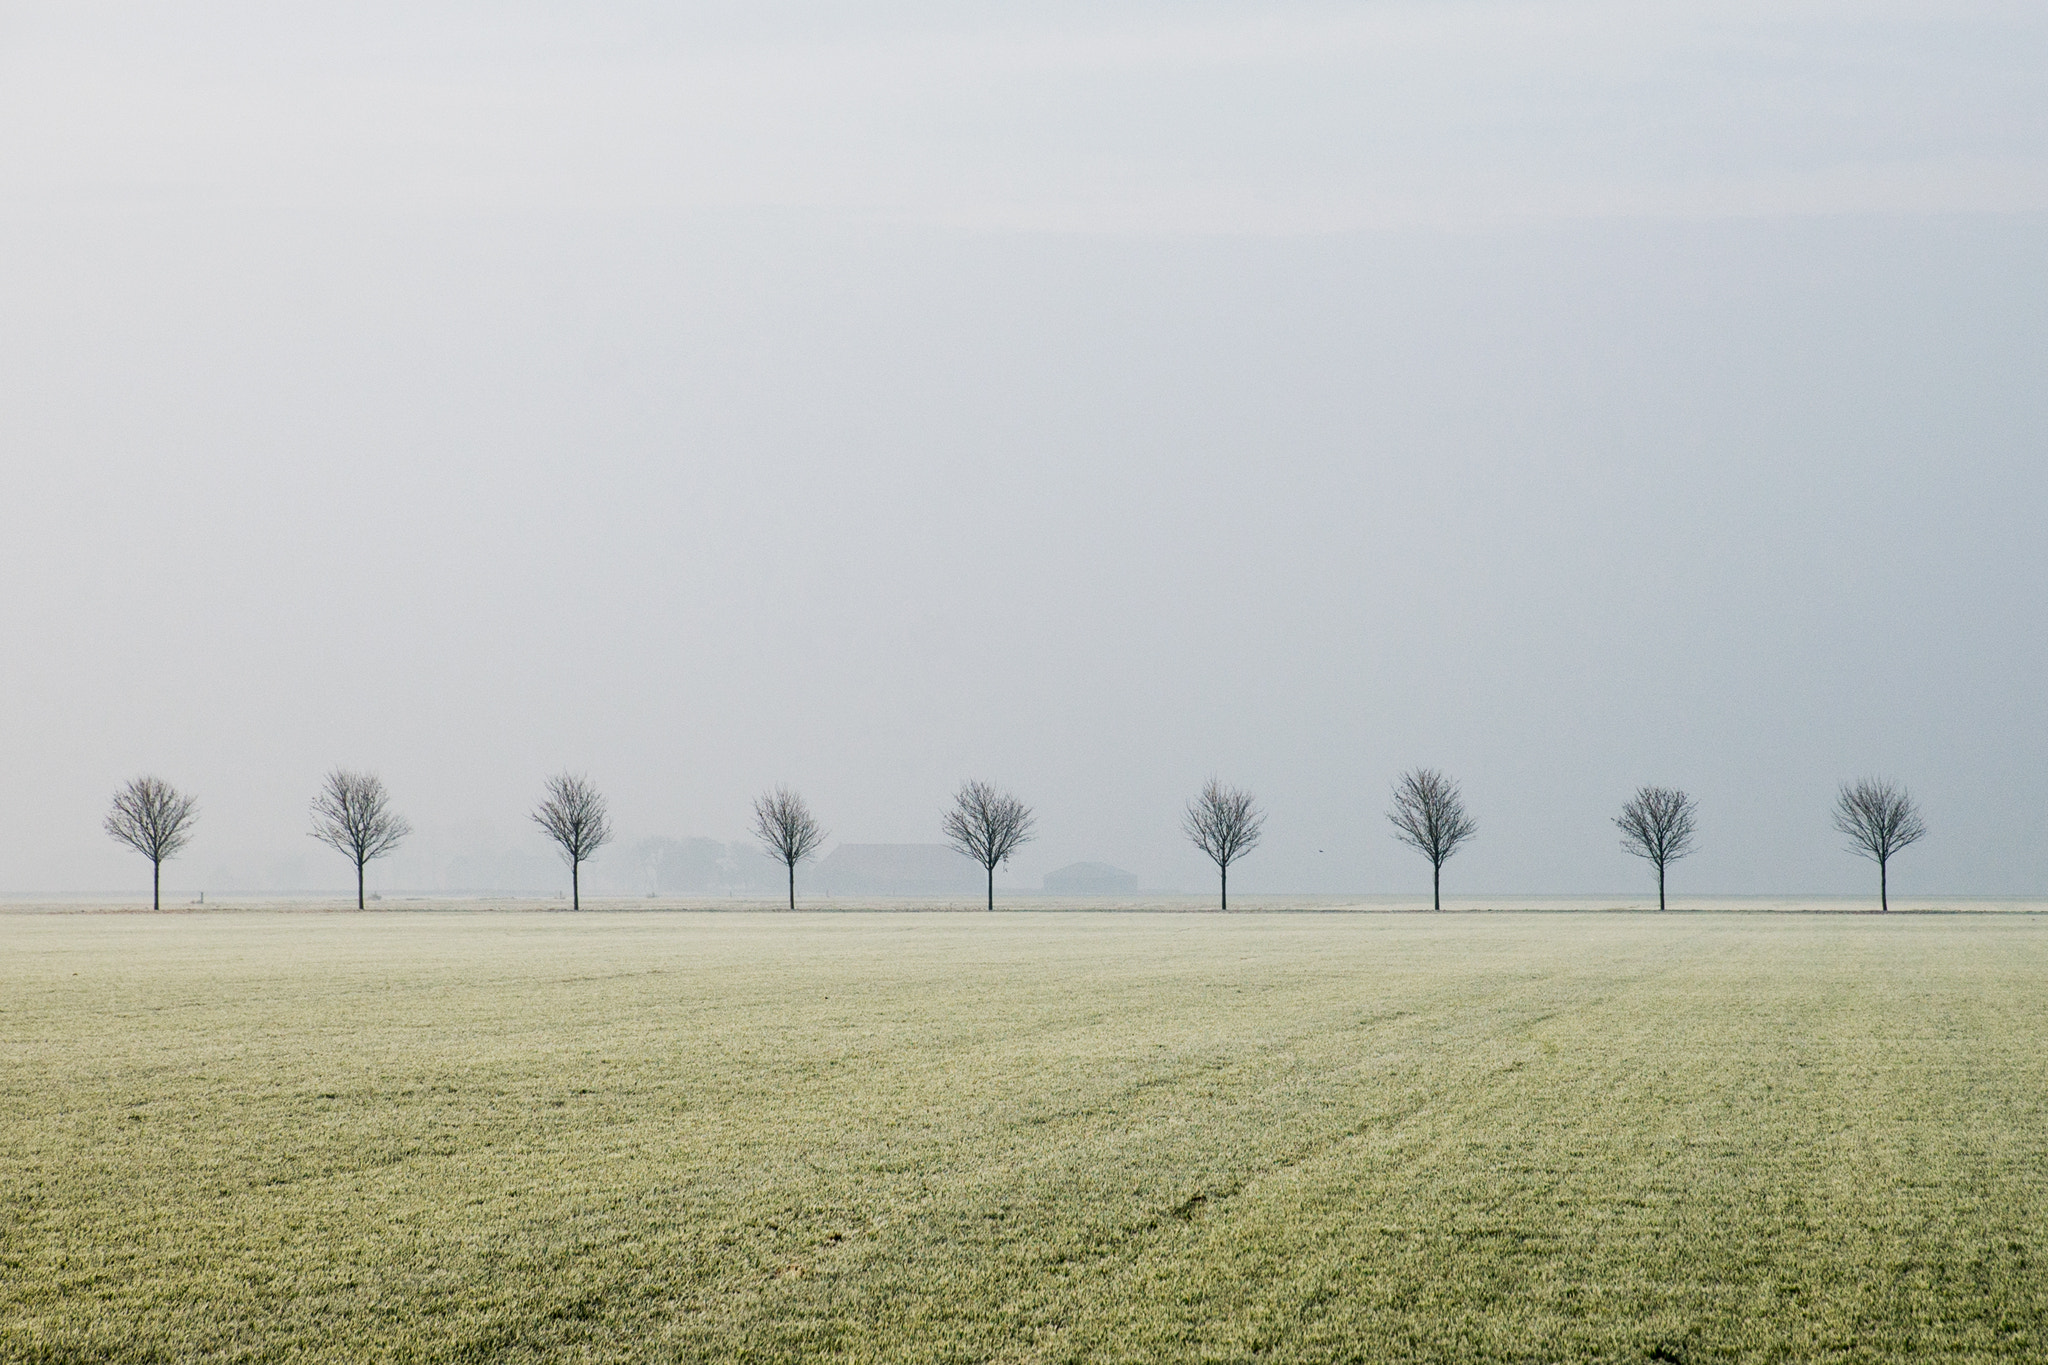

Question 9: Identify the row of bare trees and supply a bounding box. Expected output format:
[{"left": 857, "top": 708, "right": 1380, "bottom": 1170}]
[
  {"left": 1595, "top": 778, "right": 1924, "bottom": 913},
  {"left": 1175, "top": 769, "right": 1478, "bottom": 912},
  {"left": 1182, "top": 771, "right": 1925, "bottom": 912},
  {"left": 753, "top": 780, "right": 1035, "bottom": 912},
  {"left": 102, "top": 770, "right": 614, "bottom": 910},
  {"left": 102, "top": 769, "right": 1931, "bottom": 912}
]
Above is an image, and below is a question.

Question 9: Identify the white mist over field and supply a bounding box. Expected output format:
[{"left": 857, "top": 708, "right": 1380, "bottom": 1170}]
[{"left": 3, "top": 2, "right": 2045, "bottom": 898}]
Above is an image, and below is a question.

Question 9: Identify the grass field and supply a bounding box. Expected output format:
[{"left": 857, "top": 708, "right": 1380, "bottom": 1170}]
[{"left": 6, "top": 910, "right": 2048, "bottom": 1362}]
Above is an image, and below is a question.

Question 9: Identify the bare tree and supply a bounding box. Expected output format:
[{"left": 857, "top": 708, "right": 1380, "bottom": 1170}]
[
  {"left": 1833, "top": 777, "right": 1927, "bottom": 913},
  {"left": 1388, "top": 768, "right": 1477, "bottom": 912},
  {"left": 1183, "top": 779, "right": 1264, "bottom": 911},
  {"left": 104, "top": 776, "right": 199, "bottom": 911},
  {"left": 942, "top": 781, "right": 1036, "bottom": 912},
  {"left": 753, "top": 786, "right": 827, "bottom": 910},
  {"left": 1615, "top": 786, "right": 1698, "bottom": 912},
  {"left": 533, "top": 772, "right": 613, "bottom": 910},
  {"left": 309, "top": 769, "right": 411, "bottom": 910}
]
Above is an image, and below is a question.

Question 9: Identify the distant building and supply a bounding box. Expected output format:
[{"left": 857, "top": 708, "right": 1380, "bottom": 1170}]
[
  {"left": 815, "top": 844, "right": 984, "bottom": 897},
  {"left": 1043, "top": 861, "right": 1139, "bottom": 894}
]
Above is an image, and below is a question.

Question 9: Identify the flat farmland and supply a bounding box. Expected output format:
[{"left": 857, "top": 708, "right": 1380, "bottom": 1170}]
[{"left": 5, "top": 911, "right": 2048, "bottom": 1363}]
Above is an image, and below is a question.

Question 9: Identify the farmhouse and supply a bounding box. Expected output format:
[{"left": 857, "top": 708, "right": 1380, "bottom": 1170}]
[{"left": 814, "top": 843, "right": 984, "bottom": 897}]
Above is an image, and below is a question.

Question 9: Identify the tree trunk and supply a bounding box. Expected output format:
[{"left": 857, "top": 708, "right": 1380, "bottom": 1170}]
[
  {"left": 1658, "top": 861, "right": 1666, "bottom": 912},
  {"left": 153, "top": 859, "right": 161, "bottom": 912},
  {"left": 986, "top": 864, "right": 994, "bottom": 913},
  {"left": 1220, "top": 862, "right": 1228, "bottom": 912},
  {"left": 357, "top": 860, "right": 365, "bottom": 911},
  {"left": 1433, "top": 861, "right": 1441, "bottom": 912},
  {"left": 1880, "top": 857, "right": 1888, "bottom": 913},
  {"left": 788, "top": 860, "right": 796, "bottom": 911},
  {"left": 573, "top": 861, "right": 581, "bottom": 912}
]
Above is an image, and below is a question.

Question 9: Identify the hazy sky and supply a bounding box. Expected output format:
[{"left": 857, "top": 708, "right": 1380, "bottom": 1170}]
[{"left": 4, "top": 2, "right": 2045, "bottom": 898}]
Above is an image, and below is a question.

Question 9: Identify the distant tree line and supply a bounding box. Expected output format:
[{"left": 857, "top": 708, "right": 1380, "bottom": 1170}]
[{"left": 98, "top": 769, "right": 1931, "bottom": 913}]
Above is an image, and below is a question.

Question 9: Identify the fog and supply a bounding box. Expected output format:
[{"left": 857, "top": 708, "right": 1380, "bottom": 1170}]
[{"left": 4, "top": 2, "right": 2045, "bottom": 898}]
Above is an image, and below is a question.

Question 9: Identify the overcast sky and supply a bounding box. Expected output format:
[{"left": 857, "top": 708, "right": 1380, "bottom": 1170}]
[{"left": 3, "top": 1, "right": 2045, "bottom": 898}]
